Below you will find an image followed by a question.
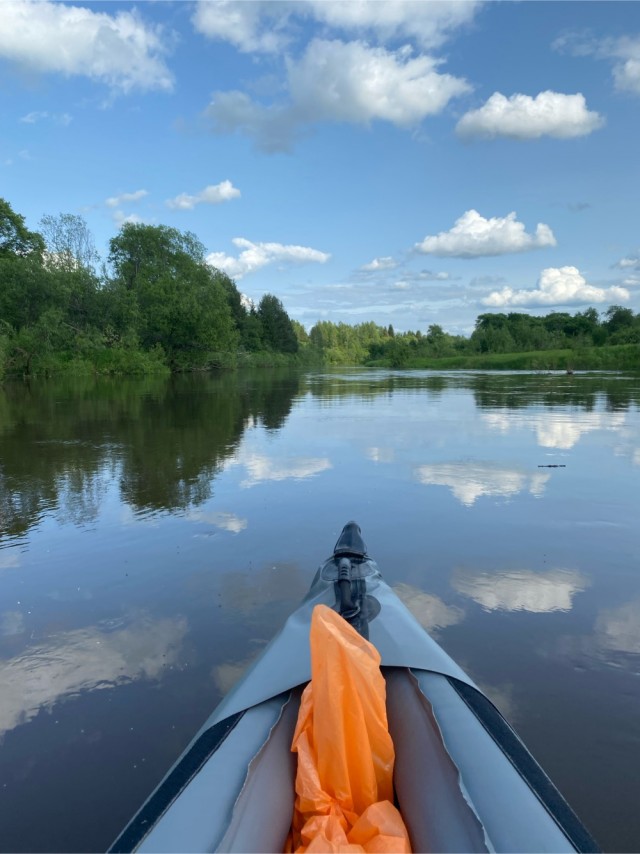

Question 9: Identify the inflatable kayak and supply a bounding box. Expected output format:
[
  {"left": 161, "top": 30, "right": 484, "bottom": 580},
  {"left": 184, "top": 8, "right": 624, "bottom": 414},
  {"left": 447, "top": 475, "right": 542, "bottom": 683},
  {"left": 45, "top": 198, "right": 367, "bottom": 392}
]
[{"left": 110, "top": 522, "right": 599, "bottom": 853}]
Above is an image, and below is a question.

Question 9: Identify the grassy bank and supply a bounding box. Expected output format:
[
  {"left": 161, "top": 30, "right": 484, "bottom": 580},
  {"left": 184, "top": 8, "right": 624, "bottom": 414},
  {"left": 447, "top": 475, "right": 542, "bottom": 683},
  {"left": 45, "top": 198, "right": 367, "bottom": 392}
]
[{"left": 366, "top": 344, "right": 640, "bottom": 372}]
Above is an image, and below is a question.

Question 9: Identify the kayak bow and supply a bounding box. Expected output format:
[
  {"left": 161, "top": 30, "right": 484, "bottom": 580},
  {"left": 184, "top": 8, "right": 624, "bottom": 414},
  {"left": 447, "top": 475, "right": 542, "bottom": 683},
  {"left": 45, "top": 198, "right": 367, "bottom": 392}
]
[{"left": 110, "top": 522, "right": 599, "bottom": 854}]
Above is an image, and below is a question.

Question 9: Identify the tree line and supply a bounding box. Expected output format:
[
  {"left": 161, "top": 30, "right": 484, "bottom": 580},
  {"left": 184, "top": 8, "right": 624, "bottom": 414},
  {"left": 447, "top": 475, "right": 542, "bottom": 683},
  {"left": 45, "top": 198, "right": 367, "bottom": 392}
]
[
  {"left": 0, "top": 197, "right": 299, "bottom": 379},
  {"left": 1, "top": 195, "right": 639, "bottom": 379}
]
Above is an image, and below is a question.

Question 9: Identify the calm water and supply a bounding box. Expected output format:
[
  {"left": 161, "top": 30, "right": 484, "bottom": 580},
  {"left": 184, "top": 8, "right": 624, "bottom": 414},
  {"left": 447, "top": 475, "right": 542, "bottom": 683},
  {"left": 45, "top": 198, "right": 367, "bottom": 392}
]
[{"left": 1, "top": 369, "right": 639, "bottom": 852}]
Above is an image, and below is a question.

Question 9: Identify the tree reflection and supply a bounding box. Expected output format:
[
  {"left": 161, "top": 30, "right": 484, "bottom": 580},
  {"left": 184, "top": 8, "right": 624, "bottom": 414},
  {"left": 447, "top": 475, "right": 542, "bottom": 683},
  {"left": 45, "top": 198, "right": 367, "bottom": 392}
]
[{"left": 0, "top": 370, "right": 302, "bottom": 539}]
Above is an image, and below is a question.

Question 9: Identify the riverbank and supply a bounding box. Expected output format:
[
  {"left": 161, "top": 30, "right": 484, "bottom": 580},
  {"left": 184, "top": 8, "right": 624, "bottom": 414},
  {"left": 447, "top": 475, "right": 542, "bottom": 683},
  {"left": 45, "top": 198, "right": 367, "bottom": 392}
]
[{"left": 366, "top": 343, "right": 640, "bottom": 372}]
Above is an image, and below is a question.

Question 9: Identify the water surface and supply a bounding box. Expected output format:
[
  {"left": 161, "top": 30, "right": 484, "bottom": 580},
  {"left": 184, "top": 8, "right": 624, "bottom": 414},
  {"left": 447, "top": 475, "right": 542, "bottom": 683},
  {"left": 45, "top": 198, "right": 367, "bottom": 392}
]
[{"left": 1, "top": 369, "right": 639, "bottom": 852}]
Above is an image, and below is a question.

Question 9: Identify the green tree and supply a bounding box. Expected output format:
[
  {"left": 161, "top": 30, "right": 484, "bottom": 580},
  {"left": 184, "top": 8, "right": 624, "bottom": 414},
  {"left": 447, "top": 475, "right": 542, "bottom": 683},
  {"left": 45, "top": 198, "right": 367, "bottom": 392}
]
[
  {"left": 0, "top": 198, "right": 44, "bottom": 259},
  {"left": 258, "top": 294, "right": 298, "bottom": 354},
  {"left": 107, "top": 223, "right": 237, "bottom": 367}
]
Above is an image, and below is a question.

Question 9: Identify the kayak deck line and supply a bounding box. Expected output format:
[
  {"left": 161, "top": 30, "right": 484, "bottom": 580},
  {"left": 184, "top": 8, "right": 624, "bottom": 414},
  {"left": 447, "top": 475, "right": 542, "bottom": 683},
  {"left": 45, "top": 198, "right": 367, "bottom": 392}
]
[{"left": 109, "top": 522, "right": 600, "bottom": 854}]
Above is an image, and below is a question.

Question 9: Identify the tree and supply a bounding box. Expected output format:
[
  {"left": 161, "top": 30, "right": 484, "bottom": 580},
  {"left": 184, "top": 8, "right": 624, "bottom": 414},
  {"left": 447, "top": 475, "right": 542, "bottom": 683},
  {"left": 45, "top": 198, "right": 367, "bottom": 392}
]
[
  {"left": 39, "top": 213, "right": 99, "bottom": 271},
  {"left": 107, "top": 223, "right": 237, "bottom": 365},
  {"left": 0, "top": 198, "right": 44, "bottom": 259},
  {"left": 258, "top": 294, "right": 298, "bottom": 354}
]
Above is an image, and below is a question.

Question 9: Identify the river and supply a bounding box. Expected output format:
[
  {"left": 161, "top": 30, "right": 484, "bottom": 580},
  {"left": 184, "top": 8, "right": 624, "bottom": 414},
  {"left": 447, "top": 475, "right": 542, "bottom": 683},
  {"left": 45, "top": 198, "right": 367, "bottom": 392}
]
[{"left": 0, "top": 368, "right": 639, "bottom": 852}]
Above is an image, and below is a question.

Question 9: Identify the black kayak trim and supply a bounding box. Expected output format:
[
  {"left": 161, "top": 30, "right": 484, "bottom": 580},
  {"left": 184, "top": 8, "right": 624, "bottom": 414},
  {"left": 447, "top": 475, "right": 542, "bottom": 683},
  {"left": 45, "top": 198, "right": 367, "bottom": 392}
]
[
  {"left": 446, "top": 677, "right": 600, "bottom": 853},
  {"left": 108, "top": 710, "right": 245, "bottom": 854}
]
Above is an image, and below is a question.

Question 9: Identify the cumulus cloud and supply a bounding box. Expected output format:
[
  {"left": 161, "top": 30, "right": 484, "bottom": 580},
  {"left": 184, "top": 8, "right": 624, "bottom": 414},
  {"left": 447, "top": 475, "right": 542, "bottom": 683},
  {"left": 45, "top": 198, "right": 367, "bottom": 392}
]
[
  {"left": 456, "top": 91, "right": 603, "bottom": 140},
  {"left": 166, "top": 180, "right": 241, "bottom": 211},
  {"left": 206, "top": 237, "right": 330, "bottom": 279},
  {"left": 105, "top": 189, "right": 148, "bottom": 208},
  {"left": 193, "top": 0, "right": 481, "bottom": 53},
  {"left": 483, "top": 266, "right": 630, "bottom": 307},
  {"left": 453, "top": 568, "right": 588, "bottom": 613},
  {"left": 416, "top": 210, "right": 556, "bottom": 258},
  {"left": 206, "top": 39, "right": 470, "bottom": 151},
  {"left": 416, "top": 462, "right": 549, "bottom": 506},
  {"left": 0, "top": 0, "right": 173, "bottom": 92},
  {"left": 361, "top": 256, "right": 398, "bottom": 272}
]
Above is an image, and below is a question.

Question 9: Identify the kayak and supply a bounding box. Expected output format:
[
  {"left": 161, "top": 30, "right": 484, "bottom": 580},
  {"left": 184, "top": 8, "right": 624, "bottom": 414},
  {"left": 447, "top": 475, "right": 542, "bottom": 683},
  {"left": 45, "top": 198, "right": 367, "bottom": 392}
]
[{"left": 110, "top": 522, "right": 599, "bottom": 853}]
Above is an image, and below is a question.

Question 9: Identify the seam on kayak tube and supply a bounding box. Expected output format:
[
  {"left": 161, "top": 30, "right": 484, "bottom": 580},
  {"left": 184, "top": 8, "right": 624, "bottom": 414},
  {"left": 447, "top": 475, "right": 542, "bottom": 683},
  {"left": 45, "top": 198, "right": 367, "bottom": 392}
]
[{"left": 444, "top": 676, "right": 601, "bottom": 854}]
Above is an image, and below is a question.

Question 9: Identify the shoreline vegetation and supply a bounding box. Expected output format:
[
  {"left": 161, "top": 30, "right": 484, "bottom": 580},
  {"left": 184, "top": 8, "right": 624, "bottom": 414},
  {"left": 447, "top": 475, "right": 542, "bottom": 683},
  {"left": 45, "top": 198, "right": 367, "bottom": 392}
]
[{"left": 1, "top": 197, "right": 639, "bottom": 381}]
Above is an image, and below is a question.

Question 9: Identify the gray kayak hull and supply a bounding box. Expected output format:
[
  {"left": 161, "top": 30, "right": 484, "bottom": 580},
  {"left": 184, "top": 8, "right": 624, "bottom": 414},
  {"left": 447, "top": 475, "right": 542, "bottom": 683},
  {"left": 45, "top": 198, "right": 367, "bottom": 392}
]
[{"left": 110, "top": 552, "right": 599, "bottom": 853}]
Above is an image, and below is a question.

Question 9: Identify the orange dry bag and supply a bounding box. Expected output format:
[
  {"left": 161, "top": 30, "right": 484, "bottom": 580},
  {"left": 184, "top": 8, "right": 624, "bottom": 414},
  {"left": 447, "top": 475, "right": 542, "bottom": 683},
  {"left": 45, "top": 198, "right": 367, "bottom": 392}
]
[{"left": 288, "top": 604, "right": 411, "bottom": 853}]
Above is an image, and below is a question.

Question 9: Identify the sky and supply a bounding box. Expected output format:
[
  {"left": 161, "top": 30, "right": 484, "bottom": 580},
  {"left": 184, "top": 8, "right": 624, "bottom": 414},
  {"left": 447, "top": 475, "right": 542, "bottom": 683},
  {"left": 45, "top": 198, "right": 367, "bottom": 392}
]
[{"left": 1, "top": 0, "right": 640, "bottom": 334}]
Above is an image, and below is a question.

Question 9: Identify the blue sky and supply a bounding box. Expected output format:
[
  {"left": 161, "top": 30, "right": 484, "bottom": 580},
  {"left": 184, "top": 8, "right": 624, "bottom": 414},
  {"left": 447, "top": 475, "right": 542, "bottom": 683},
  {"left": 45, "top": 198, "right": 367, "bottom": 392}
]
[{"left": 1, "top": 0, "right": 639, "bottom": 333}]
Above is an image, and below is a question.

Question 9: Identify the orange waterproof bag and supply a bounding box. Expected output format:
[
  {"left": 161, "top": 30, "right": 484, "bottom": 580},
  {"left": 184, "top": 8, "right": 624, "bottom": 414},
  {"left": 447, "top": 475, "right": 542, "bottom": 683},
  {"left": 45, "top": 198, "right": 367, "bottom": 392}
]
[{"left": 288, "top": 604, "right": 411, "bottom": 853}]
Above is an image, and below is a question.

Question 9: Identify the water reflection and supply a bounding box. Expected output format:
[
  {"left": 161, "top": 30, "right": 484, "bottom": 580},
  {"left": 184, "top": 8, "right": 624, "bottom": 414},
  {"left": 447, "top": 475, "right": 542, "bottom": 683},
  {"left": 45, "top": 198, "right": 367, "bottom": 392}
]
[
  {"left": 415, "top": 462, "right": 549, "bottom": 506},
  {"left": 393, "top": 583, "right": 465, "bottom": 631},
  {"left": 234, "top": 452, "right": 332, "bottom": 488},
  {"left": 452, "top": 568, "right": 588, "bottom": 613},
  {"left": 595, "top": 600, "right": 640, "bottom": 656},
  {"left": 0, "top": 371, "right": 303, "bottom": 541},
  {"left": 0, "top": 612, "right": 188, "bottom": 739},
  {"left": 0, "top": 611, "right": 25, "bottom": 637},
  {"left": 482, "top": 410, "right": 627, "bottom": 450},
  {"left": 186, "top": 509, "right": 248, "bottom": 533}
]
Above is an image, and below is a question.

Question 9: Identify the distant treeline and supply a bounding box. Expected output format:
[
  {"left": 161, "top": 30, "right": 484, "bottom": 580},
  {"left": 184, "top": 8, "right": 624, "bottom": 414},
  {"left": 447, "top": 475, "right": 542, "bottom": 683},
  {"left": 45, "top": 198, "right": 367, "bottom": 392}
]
[
  {"left": 0, "top": 197, "right": 302, "bottom": 379},
  {"left": 1, "top": 196, "right": 639, "bottom": 379},
  {"left": 304, "top": 310, "right": 640, "bottom": 370}
]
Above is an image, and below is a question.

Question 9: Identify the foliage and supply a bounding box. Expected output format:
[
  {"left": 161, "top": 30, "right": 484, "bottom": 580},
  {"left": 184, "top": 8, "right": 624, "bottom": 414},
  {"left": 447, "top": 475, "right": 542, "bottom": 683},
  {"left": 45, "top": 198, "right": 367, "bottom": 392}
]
[{"left": 2, "top": 194, "right": 639, "bottom": 379}]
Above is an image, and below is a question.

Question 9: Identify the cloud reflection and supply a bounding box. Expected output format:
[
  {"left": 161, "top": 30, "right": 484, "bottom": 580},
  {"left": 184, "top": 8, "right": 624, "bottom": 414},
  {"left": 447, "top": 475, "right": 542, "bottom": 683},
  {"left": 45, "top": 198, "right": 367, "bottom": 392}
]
[
  {"left": 0, "top": 551, "right": 21, "bottom": 570},
  {"left": 595, "top": 600, "right": 640, "bottom": 655},
  {"left": 366, "top": 447, "right": 395, "bottom": 464},
  {"left": 0, "top": 611, "right": 24, "bottom": 637},
  {"left": 0, "top": 612, "right": 188, "bottom": 738},
  {"left": 393, "top": 583, "right": 465, "bottom": 631},
  {"left": 186, "top": 509, "right": 248, "bottom": 533},
  {"left": 482, "top": 410, "right": 626, "bottom": 450},
  {"left": 416, "top": 462, "right": 549, "bottom": 506},
  {"left": 453, "top": 567, "right": 588, "bottom": 612},
  {"left": 239, "top": 453, "right": 332, "bottom": 488}
]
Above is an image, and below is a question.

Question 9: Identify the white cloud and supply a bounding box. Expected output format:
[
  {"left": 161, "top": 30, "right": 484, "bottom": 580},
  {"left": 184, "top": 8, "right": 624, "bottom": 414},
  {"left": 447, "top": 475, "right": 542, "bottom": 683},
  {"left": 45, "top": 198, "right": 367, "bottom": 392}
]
[
  {"left": 193, "top": 0, "right": 481, "bottom": 53},
  {"left": 112, "top": 210, "right": 144, "bottom": 227},
  {"left": 416, "top": 210, "right": 556, "bottom": 258},
  {"left": 166, "top": 180, "right": 241, "bottom": 211},
  {"left": 556, "top": 34, "right": 640, "bottom": 96},
  {"left": 453, "top": 568, "right": 588, "bottom": 613},
  {"left": 456, "top": 91, "right": 603, "bottom": 140},
  {"left": 206, "top": 237, "right": 330, "bottom": 279},
  {"left": 483, "top": 266, "right": 630, "bottom": 307},
  {"left": 393, "top": 583, "right": 465, "bottom": 631},
  {"left": 361, "top": 256, "right": 398, "bottom": 272},
  {"left": 206, "top": 39, "right": 470, "bottom": 151},
  {"left": 366, "top": 446, "right": 395, "bottom": 464},
  {"left": 105, "top": 189, "right": 148, "bottom": 208},
  {"left": 416, "top": 461, "right": 549, "bottom": 506},
  {"left": 289, "top": 39, "right": 470, "bottom": 125},
  {"left": 610, "top": 38, "right": 640, "bottom": 95},
  {"left": 0, "top": 0, "right": 173, "bottom": 92},
  {"left": 20, "top": 110, "right": 72, "bottom": 126},
  {"left": 614, "top": 255, "right": 640, "bottom": 271}
]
